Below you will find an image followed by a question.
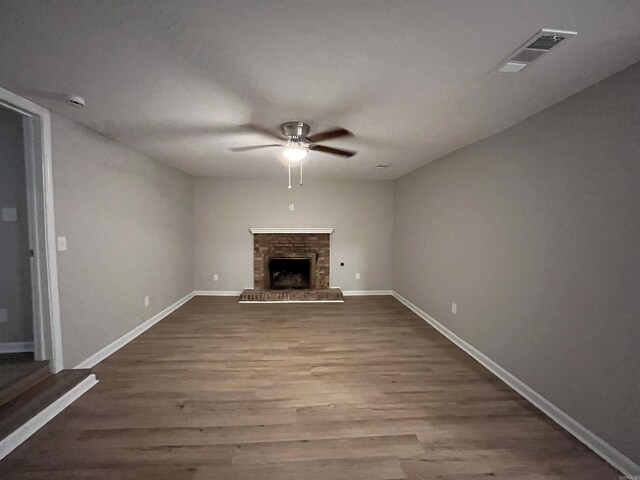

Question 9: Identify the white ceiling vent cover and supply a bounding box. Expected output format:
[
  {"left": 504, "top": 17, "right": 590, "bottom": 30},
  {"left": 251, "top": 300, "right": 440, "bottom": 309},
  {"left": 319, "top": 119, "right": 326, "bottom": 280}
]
[
  {"left": 498, "top": 62, "right": 527, "bottom": 74},
  {"left": 493, "top": 28, "right": 577, "bottom": 75}
]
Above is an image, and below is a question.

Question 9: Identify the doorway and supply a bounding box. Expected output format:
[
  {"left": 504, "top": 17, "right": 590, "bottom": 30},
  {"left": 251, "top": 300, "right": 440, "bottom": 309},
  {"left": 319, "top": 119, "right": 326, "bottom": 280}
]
[
  {"left": 0, "top": 106, "right": 33, "bottom": 363},
  {"left": 0, "top": 87, "right": 63, "bottom": 372}
]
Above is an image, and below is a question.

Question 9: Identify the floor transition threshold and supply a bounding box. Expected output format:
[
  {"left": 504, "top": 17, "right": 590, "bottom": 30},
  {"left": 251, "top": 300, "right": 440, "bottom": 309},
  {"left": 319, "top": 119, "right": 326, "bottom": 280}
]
[{"left": 0, "top": 362, "right": 93, "bottom": 444}]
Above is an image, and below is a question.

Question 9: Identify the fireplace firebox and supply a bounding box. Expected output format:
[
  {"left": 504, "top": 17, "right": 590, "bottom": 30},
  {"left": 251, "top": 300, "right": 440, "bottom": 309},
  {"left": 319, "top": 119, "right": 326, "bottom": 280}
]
[{"left": 267, "top": 257, "right": 313, "bottom": 290}]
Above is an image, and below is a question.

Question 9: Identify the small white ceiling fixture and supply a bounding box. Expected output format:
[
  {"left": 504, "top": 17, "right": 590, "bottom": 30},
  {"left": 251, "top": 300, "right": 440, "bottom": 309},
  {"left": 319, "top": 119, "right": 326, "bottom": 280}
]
[
  {"left": 63, "top": 94, "right": 86, "bottom": 107},
  {"left": 494, "top": 28, "right": 578, "bottom": 75}
]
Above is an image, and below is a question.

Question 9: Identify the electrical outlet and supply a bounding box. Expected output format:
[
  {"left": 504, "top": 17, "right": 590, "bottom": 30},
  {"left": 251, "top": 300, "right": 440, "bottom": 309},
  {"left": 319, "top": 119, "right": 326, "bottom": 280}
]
[
  {"left": 213, "top": 274, "right": 219, "bottom": 282},
  {"left": 57, "top": 236, "right": 67, "bottom": 252},
  {"left": 355, "top": 273, "right": 361, "bottom": 280},
  {"left": 0, "top": 308, "right": 8, "bottom": 323},
  {"left": 452, "top": 303, "right": 457, "bottom": 314},
  {"left": 144, "top": 296, "right": 150, "bottom": 307},
  {"left": 289, "top": 203, "right": 295, "bottom": 211},
  {"left": 1, "top": 207, "right": 17, "bottom": 222}
]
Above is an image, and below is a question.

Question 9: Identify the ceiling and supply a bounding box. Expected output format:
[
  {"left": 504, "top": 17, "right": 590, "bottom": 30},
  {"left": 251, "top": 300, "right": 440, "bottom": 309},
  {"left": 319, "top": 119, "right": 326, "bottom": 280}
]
[{"left": 1, "top": 1, "right": 640, "bottom": 179}]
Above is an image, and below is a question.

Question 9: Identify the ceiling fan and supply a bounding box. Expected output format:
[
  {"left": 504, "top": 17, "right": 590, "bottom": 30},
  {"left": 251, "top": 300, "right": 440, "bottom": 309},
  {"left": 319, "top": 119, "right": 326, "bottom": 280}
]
[
  {"left": 229, "top": 122, "right": 356, "bottom": 188},
  {"left": 230, "top": 122, "right": 356, "bottom": 159}
]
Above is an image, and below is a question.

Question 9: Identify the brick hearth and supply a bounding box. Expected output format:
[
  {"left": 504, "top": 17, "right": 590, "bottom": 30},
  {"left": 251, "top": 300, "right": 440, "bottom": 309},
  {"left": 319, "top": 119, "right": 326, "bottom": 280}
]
[{"left": 239, "top": 288, "right": 344, "bottom": 303}]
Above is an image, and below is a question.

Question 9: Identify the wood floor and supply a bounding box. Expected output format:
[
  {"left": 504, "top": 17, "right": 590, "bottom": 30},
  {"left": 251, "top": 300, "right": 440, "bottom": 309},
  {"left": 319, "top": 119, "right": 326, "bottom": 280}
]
[{"left": 0, "top": 296, "right": 620, "bottom": 479}]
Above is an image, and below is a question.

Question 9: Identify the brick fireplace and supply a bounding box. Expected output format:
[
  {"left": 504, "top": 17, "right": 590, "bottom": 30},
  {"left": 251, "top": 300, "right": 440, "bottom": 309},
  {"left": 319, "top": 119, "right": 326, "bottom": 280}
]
[
  {"left": 253, "top": 232, "right": 330, "bottom": 290},
  {"left": 240, "top": 228, "right": 343, "bottom": 302}
]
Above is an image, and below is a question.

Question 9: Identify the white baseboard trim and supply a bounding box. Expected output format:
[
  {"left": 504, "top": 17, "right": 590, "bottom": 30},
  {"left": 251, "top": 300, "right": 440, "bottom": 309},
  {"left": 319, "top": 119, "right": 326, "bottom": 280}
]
[
  {"left": 0, "top": 373, "right": 97, "bottom": 461},
  {"left": 75, "top": 292, "right": 195, "bottom": 369},
  {"left": 0, "top": 342, "right": 35, "bottom": 353},
  {"left": 342, "top": 290, "right": 394, "bottom": 296},
  {"left": 391, "top": 291, "right": 640, "bottom": 477},
  {"left": 193, "top": 290, "right": 243, "bottom": 296}
]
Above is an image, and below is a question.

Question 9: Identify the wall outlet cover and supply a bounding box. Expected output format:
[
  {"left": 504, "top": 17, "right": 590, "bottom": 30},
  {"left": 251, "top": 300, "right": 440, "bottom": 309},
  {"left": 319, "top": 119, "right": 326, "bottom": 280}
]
[
  {"left": 213, "top": 274, "right": 219, "bottom": 282},
  {"left": 452, "top": 303, "right": 457, "bottom": 314},
  {"left": 0, "top": 308, "right": 8, "bottom": 323},
  {"left": 1, "top": 207, "right": 18, "bottom": 222},
  {"left": 355, "top": 273, "right": 361, "bottom": 280},
  {"left": 144, "top": 296, "right": 150, "bottom": 307},
  {"left": 57, "top": 236, "right": 67, "bottom": 251}
]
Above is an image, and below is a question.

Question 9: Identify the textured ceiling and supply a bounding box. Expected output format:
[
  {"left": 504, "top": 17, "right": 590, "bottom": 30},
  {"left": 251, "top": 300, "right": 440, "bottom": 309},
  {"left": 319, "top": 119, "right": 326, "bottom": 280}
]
[{"left": 1, "top": 1, "right": 640, "bottom": 179}]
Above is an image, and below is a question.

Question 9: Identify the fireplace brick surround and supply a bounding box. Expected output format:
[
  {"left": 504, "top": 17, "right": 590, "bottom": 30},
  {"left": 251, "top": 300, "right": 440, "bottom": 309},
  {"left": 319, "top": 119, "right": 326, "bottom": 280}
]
[
  {"left": 253, "top": 233, "right": 330, "bottom": 290},
  {"left": 239, "top": 228, "right": 343, "bottom": 302}
]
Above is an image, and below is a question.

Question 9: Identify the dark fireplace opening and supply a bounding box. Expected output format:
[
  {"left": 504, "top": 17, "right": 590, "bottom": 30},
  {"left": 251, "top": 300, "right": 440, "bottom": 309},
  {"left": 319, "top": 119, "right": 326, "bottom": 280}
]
[{"left": 268, "top": 258, "right": 311, "bottom": 290}]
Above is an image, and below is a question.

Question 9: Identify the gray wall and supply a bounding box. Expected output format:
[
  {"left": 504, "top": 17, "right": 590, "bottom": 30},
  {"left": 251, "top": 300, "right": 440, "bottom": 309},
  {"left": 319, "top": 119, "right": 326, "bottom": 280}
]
[
  {"left": 0, "top": 107, "right": 32, "bottom": 345},
  {"left": 393, "top": 63, "right": 640, "bottom": 465},
  {"left": 194, "top": 177, "right": 394, "bottom": 292},
  {"left": 51, "top": 114, "right": 194, "bottom": 368}
]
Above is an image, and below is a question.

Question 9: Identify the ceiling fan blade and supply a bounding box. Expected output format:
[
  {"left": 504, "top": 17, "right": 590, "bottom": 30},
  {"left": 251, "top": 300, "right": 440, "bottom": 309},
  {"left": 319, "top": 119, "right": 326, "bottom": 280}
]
[
  {"left": 307, "top": 128, "right": 353, "bottom": 143},
  {"left": 241, "top": 123, "right": 284, "bottom": 141},
  {"left": 229, "top": 144, "right": 282, "bottom": 152},
  {"left": 309, "top": 144, "right": 356, "bottom": 158}
]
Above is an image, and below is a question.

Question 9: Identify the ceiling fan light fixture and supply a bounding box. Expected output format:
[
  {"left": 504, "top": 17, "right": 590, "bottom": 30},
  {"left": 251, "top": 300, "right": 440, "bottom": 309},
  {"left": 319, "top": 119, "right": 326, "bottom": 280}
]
[
  {"left": 229, "top": 122, "right": 355, "bottom": 188},
  {"left": 283, "top": 142, "right": 308, "bottom": 161}
]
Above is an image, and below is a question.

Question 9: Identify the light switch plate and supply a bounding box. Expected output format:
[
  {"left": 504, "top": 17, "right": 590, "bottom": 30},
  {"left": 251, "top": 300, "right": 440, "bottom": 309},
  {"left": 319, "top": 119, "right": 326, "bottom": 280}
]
[
  {"left": 57, "top": 236, "right": 67, "bottom": 251},
  {"left": 452, "top": 303, "right": 457, "bottom": 314},
  {"left": 1, "top": 207, "right": 18, "bottom": 222},
  {"left": 0, "top": 308, "right": 8, "bottom": 323},
  {"left": 355, "top": 273, "right": 361, "bottom": 280}
]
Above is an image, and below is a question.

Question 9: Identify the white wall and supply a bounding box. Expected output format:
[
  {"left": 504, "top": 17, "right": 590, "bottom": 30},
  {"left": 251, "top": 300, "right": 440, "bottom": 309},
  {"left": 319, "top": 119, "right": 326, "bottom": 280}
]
[
  {"left": 194, "top": 177, "right": 394, "bottom": 292},
  {"left": 51, "top": 114, "right": 195, "bottom": 368},
  {"left": 0, "top": 107, "right": 32, "bottom": 345},
  {"left": 393, "top": 62, "right": 640, "bottom": 467}
]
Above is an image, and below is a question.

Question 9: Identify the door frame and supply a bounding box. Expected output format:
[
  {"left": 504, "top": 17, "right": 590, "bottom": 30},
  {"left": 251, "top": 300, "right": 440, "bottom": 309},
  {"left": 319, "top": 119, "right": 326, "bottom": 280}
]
[{"left": 0, "top": 86, "right": 63, "bottom": 372}]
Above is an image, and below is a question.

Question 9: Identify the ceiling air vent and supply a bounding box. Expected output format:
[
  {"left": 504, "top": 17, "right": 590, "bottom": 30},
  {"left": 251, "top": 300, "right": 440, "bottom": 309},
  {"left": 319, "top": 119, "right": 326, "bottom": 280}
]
[
  {"left": 498, "top": 62, "right": 527, "bottom": 74},
  {"left": 493, "top": 28, "right": 577, "bottom": 75}
]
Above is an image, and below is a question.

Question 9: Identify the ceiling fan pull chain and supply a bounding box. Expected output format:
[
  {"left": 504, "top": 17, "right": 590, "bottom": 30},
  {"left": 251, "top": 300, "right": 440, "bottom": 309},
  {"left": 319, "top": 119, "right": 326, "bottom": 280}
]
[
  {"left": 288, "top": 157, "right": 292, "bottom": 189},
  {"left": 300, "top": 159, "right": 303, "bottom": 185}
]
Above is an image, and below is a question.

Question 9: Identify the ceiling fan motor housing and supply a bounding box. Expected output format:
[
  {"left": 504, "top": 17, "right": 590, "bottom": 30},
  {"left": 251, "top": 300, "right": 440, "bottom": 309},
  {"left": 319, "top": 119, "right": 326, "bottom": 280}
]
[{"left": 281, "top": 121, "right": 310, "bottom": 141}]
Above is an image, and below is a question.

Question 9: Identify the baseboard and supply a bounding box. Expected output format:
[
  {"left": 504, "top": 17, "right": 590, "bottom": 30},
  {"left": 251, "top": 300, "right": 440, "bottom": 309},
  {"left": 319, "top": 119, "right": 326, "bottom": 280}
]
[
  {"left": 0, "top": 342, "right": 35, "bottom": 353},
  {"left": 74, "top": 292, "right": 195, "bottom": 369},
  {"left": 193, "top": 290, "right": 243, "bottom": 296},
  {"left": 342, "top": 290, "right": 394, "bottom": 296},
  {"left": 391, "top": 291, "right": 640, "bottom": 477},
  {"left": 0, "top": 373, "right": 97, "bottom": 461}
]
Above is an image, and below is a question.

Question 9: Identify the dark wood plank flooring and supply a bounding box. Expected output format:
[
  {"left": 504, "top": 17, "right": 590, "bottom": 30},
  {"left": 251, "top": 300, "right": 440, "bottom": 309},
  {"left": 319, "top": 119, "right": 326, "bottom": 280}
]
[
  {"left": 0, "top": 361, "right": 49, "bottom": 406},
  {"left": 0, "top": 296, "right": 621, "bottom": 479}
]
